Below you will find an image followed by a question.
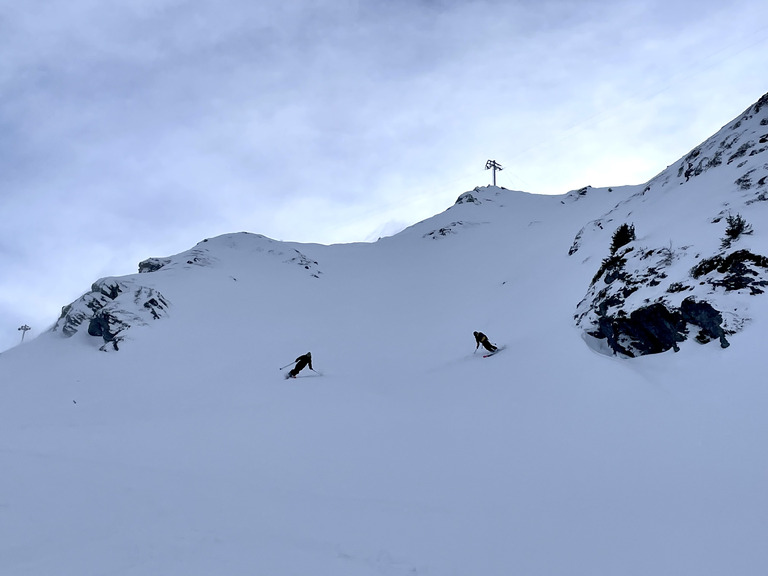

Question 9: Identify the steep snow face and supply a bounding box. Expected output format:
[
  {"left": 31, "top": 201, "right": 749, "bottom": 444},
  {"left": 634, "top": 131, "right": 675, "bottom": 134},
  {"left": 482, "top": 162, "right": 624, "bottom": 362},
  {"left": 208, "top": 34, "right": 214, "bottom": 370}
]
[
  {"left": 572, "top": 92, "right": 768, "bottom": 356},
  {"left": 676, "top": 92, "right": 768, "bottom": 190}
]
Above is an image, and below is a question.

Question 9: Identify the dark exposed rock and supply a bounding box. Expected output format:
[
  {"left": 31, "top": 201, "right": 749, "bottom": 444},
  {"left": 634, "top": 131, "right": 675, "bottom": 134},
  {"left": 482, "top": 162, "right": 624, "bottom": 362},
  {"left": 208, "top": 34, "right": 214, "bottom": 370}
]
[
  {"left": 52, "top": 278, "right": 169, "bottom": 350},
  {"left": 680, "top": 298, "right": 730, "bottom": 348},
  {"left": 575, "top": 91, "right": 768, "bottom": 357},
  {"left": 57, "top": 303, "right": 95, "bottom": 338},
  {"left": 594, "top": 303, "right": 687, "bottom": 357},
  {"left": 727, "top": 141, "right": 756, "bottom": 164},
  {"left": 568, "top": 230, "right": 582, "bottom": 255},
  {"left": 576, "top": 238, "right": 748, "bottom": 356},
  {"left": 754, "top": 92, "right": 768, "bottom": 114},
  {"left": 95, "top": 280, "right": 122, "bottom": 299},
  {"left": 666, "top": 282, "right": 692, "bottom": 293},
  {"left": 568, "top": 219, "right": 606, "bottom": 255},
  {"left": 183, "top": 250, "right": 214, "bottom": 267},
  {"left": 678, "top": 147, "right": 724, "bottom": 180},
  {"left": 735, "top": 171, "right": 755, "bottom": 190},
  {"left": 690, "top": 249, "right": 768, "bottom": 293},
  {"left": 455, "top": 192, "right": 480, "bottom": 205},
  {"left": 588, "top": 298, "right": 731, "bottom": 357},
  {"left": 423, "top": 222, "right": 465, "bottom": 239},
  {"left": 87, "top": 311, "right": 126, "bottom": 351},
  {"left": 139, "top": 258, "right": 171, "bottom": 273},
  {"left": 286, "top": 249, "right": 322, "bottom": 278}
]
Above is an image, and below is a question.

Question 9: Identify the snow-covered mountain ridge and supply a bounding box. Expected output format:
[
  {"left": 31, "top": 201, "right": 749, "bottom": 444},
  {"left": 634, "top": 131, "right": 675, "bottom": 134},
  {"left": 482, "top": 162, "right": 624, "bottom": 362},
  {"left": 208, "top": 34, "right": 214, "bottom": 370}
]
[
  {"left": 46, "top": 91, "right": 768, "bottom": 359},
  {"left": 3, "top": 93, "right": 768, "bottom": 576},
  {"left": 52, "top": 233, "right": 323, "bottom": 350}
]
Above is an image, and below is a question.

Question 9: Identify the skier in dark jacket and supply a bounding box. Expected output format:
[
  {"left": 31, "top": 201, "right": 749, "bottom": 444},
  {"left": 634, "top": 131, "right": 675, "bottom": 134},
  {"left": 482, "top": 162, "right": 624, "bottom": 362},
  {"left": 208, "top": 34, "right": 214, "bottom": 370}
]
[
  {"left": 473, "top": 331, "right": 497, "bottom": 353},
  {"left": 287, "top": 352, "right": 312, "bottom": 378}
]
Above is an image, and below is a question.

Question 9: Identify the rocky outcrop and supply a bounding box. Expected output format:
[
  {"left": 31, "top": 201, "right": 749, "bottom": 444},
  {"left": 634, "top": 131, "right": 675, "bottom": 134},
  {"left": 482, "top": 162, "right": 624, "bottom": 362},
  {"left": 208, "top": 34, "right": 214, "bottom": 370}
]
[
  {"left": 589, "top": 297, "right": 731, "bottom": 358},
  {"left": 574, "top": 229, "right": 744, "bottom": 357},
  {"left": 679, "top": 298, "right": 729, "bottom": 348},
  {"left": 596, "top": 302, "right": 687, "bottom": 357},
  {"left": 455, "top": 192, "right": 480, "bottom": 205},
  {"left": 690, "top": 249, "right": 768, "bottom": 294},
  {"left": 52, "top": 278, "right": 169, "bottom": 351},
  {"left": 286, "top": 249, "right": 322, "bottom": 278},
  {"left": 139, "top": 258, "right": 171, "bottom": 273},
  {"left": 574, "top": 221, "right": 768, "bottom": 356},
  {"left": 423, "top": 221, "right": 466, "bottom": 239}
]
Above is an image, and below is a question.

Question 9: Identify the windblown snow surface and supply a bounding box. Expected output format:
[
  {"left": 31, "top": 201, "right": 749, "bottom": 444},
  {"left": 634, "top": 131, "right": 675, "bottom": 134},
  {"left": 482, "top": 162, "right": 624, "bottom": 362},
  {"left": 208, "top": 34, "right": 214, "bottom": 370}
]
[{"left": 3, "top": 99, "right": 768, "bottom": 575}]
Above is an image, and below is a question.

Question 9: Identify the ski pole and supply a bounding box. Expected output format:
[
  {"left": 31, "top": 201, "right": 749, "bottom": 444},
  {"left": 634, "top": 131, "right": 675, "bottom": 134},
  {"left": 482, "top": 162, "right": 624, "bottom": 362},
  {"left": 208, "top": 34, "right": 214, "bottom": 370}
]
[{"left": 279, "top": 361, "right": 295, "bottom": 371}]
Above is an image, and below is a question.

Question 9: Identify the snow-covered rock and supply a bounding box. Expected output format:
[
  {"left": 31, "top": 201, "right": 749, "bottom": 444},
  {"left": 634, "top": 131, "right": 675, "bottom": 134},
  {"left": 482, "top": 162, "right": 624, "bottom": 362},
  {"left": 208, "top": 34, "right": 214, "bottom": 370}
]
[
  {"left": 573, "top": 92, "right": 768, "bottom": 356},
  {"left": 52, "top": 278, "right": 169, "bottom": 350}
]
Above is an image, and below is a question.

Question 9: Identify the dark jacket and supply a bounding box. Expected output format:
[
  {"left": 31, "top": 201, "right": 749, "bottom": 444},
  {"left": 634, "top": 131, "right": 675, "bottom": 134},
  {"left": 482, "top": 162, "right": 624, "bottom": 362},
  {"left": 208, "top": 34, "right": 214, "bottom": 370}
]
[
  {"left": 294, "top": 353, "right": 312, "bottom": 371},
  {"left": 474, "top": 331, "right": 496, "bottom": 351}
]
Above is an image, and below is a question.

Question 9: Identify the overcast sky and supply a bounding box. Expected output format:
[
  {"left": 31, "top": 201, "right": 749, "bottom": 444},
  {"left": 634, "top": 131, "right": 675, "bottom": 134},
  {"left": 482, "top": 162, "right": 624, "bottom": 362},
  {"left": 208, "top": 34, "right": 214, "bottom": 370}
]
[{"left": 2, "top": 0, "right": 768, "bottom": 352}]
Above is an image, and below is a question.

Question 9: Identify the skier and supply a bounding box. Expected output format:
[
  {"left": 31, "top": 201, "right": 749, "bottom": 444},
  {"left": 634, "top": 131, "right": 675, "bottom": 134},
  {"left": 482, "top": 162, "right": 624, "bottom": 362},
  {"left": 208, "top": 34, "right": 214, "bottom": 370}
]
[
  {"left": 473, "top": 331, "right": 497, "bottom": 353},
  {"left": 287, "top": 352, "right": 313, "bottom": 378}
]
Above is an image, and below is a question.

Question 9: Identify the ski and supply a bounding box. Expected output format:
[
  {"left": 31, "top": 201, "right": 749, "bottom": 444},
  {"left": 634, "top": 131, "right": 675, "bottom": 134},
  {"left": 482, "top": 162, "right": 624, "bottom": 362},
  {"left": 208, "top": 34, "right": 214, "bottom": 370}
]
[{"left": 483, "top": 345, "right": 506, "bottom": 358}]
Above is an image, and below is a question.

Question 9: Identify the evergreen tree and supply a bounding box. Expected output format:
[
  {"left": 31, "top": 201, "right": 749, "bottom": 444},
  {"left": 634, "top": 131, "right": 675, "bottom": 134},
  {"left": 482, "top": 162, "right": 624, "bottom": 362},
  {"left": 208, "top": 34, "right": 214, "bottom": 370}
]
[{"left": 610, "top": 223, "right": 636, "bottom": 255}]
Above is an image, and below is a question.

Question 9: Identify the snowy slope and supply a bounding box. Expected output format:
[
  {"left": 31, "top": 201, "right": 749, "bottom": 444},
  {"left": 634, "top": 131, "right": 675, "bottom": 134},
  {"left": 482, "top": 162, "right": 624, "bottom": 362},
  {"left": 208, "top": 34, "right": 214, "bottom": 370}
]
[
  {"left": 2, "top": 95, "right": 768, "bottom": 575},
  {"left": 572, "top": 92, "right": 768, "bottom": 356}
]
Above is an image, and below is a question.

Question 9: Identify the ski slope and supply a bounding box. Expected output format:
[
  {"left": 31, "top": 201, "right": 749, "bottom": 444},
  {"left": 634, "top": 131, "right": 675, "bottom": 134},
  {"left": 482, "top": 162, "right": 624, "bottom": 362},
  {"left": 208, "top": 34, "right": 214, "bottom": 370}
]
[
  {"left": 3, "top": 181, "right": 768, "bottom": 575},
  {"left": 3, "top": 93, "right": 768, "bottom": 576}
]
